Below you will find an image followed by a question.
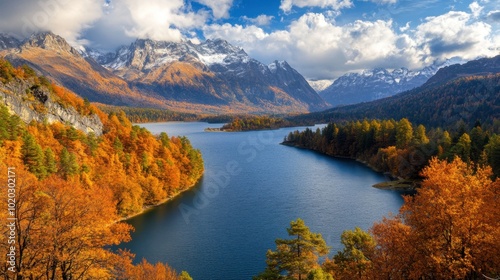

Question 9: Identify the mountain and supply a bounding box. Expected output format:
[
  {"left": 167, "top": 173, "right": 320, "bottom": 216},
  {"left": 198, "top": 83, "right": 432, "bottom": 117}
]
[
  {"left": 0, "top": 32, "right": 326, "bottom": 114},
  {"left": 92, "top": 38, "right": 327, "bottom": 112},
  {"left": 423, "top": 55, "right": 500, "bottom": 88},
  {"left": 292, "top": 55, "right": 500, "bottom": 128},
  {"left": 319, "top": 58, "right": 464, "bottom": 107}
]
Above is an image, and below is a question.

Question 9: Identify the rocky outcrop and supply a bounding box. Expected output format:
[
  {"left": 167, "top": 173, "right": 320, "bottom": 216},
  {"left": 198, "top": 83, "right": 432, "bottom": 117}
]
[{"left": 0, "top": 79, "right": 103, "bottom": 136}]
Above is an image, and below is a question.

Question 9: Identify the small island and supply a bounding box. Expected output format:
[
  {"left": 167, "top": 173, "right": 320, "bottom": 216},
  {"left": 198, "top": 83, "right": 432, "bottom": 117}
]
[{"left": 206, "top": 116, "right": 296, "bottom": 132}]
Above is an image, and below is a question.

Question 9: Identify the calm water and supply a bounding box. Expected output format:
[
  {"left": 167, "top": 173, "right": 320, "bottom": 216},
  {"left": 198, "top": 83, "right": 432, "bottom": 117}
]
[{"left": 119, "top": 122, "right": 407, "bottom": 280}]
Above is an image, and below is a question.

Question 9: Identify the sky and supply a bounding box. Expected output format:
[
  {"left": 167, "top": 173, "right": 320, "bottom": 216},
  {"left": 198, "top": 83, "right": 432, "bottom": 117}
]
[{"left": 0, "top": 0, "right": 499, "bottom": 79}]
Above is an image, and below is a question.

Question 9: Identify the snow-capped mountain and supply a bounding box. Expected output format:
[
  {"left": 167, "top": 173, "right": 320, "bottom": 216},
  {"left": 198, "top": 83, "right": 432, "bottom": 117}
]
[
  {"left": 320, "top": 58, "right": 465, "bottom": 107},
  {"left": 95, "top": 38, "right": 327, "bottom": 111}
]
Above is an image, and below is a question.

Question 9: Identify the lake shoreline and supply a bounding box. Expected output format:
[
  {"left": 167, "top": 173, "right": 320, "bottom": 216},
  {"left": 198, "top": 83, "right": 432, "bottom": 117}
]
[
  {"left": 280, "top": 142, "right": 417, "bottom": 191},
  {"left": 117, "top": 177, "right": 203, "bottom": 223}
]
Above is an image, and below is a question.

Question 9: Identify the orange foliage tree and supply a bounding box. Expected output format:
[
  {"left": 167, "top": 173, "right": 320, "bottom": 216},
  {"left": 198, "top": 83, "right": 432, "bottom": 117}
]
[{"left": 371, "top": 157, "right": 500, "bottom": 279}]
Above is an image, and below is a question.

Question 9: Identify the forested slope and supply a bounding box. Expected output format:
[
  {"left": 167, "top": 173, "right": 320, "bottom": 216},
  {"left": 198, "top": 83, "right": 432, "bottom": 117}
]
[{"left": 0, "top": 58, "right": 202, "bottom": 279}]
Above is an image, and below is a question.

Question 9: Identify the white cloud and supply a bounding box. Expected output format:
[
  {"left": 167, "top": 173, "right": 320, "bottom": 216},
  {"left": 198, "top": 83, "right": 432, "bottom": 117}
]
[
  {"left": 205, "top": 13, "right": 414, "bottom": 78},
  {"left": 122, "top": 0, "right": 208, "bottom": 42},
  {"left": 242, "top": 15, "right": 275, "bottom": 26},
  {"left": 0, "top": 0, "right": 235, "bottom": 47},
  {"left": 399, "top": 21, "right": 411, "bottom": 32},
  {"left": 414, "top": 11, "right": 497, "bottom": 62},
  {"left": 0, "top": 0, "right": 103, "bottom": 46},
  {"left": 280, "top": 0, "right": 353, "bottom": 13},
  {"left": 194, "top": 0, "right": 233, "bottom": 19},
  {"left": 469, "top": 1, "right": 484, "bottom": 18}
]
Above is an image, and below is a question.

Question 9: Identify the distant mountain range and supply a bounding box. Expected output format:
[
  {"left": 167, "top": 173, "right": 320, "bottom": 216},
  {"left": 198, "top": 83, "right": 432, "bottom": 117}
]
[
  {"left": 0, "top": 32, "right": 327, "bottom": 114},
  {"left": 293, "top": 55, "right": 500, "bottom": 128},
  {"left": 319, "top": 58, "right": 465, "bottom": 107}
]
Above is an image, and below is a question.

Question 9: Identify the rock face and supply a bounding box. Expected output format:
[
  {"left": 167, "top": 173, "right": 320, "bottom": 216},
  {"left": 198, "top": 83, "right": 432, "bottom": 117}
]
[{"left": 0, "top": 79, "right": 103, "bottom": 136}]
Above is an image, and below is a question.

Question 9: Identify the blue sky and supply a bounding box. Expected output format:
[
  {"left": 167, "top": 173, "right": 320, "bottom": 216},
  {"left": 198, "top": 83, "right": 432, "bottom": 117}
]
[{"left": 0, "top": 0, "right": 499, "bottom": 79}]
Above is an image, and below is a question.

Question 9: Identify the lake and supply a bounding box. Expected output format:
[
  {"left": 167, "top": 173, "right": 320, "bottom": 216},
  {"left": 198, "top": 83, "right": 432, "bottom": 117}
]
[{"left": 118, "top": 122, "right": 407, "bottom": 279}]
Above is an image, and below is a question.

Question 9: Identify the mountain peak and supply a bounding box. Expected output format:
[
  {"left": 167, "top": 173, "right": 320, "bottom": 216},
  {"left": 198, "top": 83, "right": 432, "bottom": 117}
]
[{"left": 21, "top": 32, "right": 80, "bottom": 56}]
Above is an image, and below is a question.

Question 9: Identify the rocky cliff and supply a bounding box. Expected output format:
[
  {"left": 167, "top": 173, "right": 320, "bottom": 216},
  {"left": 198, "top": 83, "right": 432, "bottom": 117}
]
[{"left": 0, "top": 78, "right": 103, "bottom": 136}]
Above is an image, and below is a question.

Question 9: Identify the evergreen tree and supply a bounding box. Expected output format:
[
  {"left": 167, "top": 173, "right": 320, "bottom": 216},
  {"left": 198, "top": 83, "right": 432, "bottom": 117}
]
[
  {"left": 256, "top": 219, "right": 330, "bottom": 280},
  {"left": 44, "top": 148, "right": 58, "bottom": 175},
  {"left": 329, "top": 227, "right": 376, "bottom": 279},
  {"left": 396, "top": 118, "right": 413, "bottom": 148},
  {"left": 59, "top": 147, "right": 80, "bottom": 178},
  {"left": 485, "top": 134, "right": 500, "bottom": 177},
  {"left": 21, "top": 133, "right": 47, "bottom": 178}
]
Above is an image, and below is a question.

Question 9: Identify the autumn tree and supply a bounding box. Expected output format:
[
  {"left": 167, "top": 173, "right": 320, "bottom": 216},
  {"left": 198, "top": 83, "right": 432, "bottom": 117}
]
[
  {"left": 413, "top": 124, "right": 429, "bottom": 145},
  {"left": 256, "top": 219, "right": 330, "bottom": 280},
  {"left": 371, "top": 157, "right": 500, "bottom": 279}
]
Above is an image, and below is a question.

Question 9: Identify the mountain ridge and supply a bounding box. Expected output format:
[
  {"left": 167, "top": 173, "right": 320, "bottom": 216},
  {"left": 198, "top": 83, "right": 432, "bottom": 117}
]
[
  {"left": 319, "top": 57, "right": 465, "bottom": 107},
  {"left": 0, "top": 32, "right": 327, "bottom": 114}
]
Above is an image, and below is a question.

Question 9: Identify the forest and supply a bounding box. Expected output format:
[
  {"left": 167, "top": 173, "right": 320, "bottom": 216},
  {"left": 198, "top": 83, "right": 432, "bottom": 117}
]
[
  {"left": 283, "top": 118, "right": 500, "bottom": 180},
  {"left": 0, "top": 59, "right": 203, "bottom": 279}
]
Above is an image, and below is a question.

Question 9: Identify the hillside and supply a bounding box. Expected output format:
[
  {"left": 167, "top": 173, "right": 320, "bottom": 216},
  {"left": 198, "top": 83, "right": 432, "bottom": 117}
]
[
  {"left": 0, "top": 32, "right": 327, "bottom": 114},
  {"left": 292, "top": 56, "right": 500, "bottom": 129},
  {"left": 0, "top": 58, "right": 204, "bottom": 216}
]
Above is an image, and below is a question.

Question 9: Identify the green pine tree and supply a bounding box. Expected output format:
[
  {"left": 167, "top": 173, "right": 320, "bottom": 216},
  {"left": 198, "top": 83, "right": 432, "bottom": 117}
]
[
  {"left": 256, "top": 219, "right": 330, "bottom": 280},
  {"left": 59, "top": 147, "right": 80, "bottom": 178},
  {"left": 21, "top": 133, "right": 47, "bottom": 179},
  {"left": 44, "top": 148, "right": 58, "bottom": 175}
]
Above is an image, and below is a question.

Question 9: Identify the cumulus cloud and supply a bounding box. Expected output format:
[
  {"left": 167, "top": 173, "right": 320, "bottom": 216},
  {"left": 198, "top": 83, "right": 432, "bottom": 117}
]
[
  {"left": 194, "top": 0, "right": 233, "bottom": 19},
  {"left": 469, "top": 1, "right": 483, "bottom": 18},
  {"left": 280, "top": 0, "right": 353, "bottom": 13},
  {"left": 204, "top": 9, "right": 499, "bottom": 79},
  {"left": 242, "top": 15, "right": 275, "bottom": 26},
  {"left": 414, "top": 11, "right": 496, "bottom": 62},
  {"left": 122, "top": 0, "right": 207, "bottom": 42},
  {"left": 205, "top": 13, "right": 412, "bottom": 78},
  {"left": 0, "top": 0, "right": 103, "bottom": 45},
  {"left": 0, "top": 0, "right": 234, "bottom": 48}
]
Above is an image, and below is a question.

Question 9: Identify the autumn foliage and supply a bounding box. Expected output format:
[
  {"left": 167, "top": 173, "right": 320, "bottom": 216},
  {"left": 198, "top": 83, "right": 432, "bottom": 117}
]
[
  {"left": 370, "top": 157, "right": 500, "bottom": 279},
  {"left": 0, "top": 61, "right": 202, "bottom": 279}
]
